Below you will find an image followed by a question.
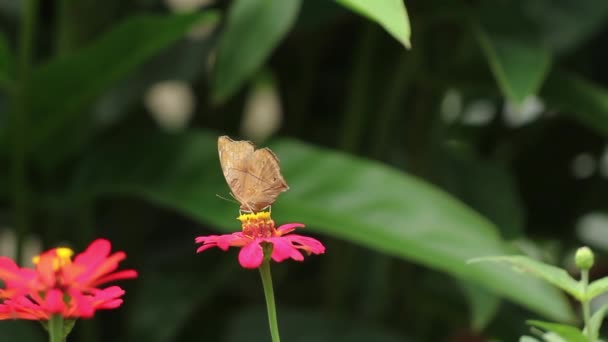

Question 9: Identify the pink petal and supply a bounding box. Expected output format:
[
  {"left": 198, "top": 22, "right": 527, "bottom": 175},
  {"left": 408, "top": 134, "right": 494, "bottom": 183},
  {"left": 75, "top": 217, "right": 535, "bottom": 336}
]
[
  {"left": 74, "top": 239, "right": 112, "bottom": 265},
  {"left": 45, "top": 289, "right": 65, "bottom": 314},
  {"left": 216, "top": 233, "right": 248, "bottom": 250},
  {"left": 276, "top": 223, "right": 305, "bottom": 235},
  {"left": 269, "top": 237, "right": 303, "bottom": 262},
  {"left": 195, "top": 233, "right": 249, "bottom": 252},
  {"left": 284, "top": 235, "right": 326, "bottom": 254},
  {"left": 238, "top": 242, "right": 264, "bottom": 269},
  {"left": 68, "top": 289, "right": 94, "bottom": 318},
  {"left": 196, "top": 243, "right": 218, "bottom": 253}
]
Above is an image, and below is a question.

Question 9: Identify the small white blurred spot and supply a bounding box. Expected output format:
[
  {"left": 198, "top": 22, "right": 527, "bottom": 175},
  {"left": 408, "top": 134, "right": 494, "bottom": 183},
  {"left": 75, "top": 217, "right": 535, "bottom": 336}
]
[
  {"left": 440, "top": 89, "right": 462, "bottom": 124},
  {"left": 461, "top": 99, "right": 495, "bottom": 126},
  {"left": 503, "top": 96, "right": 545, "bottom": 127},
  {"left": 0, "top": 228, "right": 16, "bottom": 259},
  {"left": 241, "top": 74, "right": 282, "bottom": 143},
  {"left": 571, "top": 153, "right": 596, "bottom": 179},
  {"left": 21, "top": 235, "right": 43, "bottom": 266},
  {"left": 577, "top": 212, "right": 608, "bottom": 251},
  {"left": 187, "top": 20, "right": 217, "bottom": 40},
  {"left": 144, "top": 81, "right": 196, "bottom": 132},
  {"left": 166, "top": 0, "right": 214, "bottom": 13}
]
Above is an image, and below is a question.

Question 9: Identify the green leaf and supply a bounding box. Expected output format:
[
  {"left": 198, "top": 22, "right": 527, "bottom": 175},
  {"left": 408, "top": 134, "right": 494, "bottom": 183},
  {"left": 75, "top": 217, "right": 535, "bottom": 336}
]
[
  {"left": 469, "top": 256, "right": 582, "bottom": 300},
  {"left": 519, "top": 337, "right": 540, "bottom": 342},
  {"left": 21, "top": 12, "right": 217, "bottom": 156},
  {"left": 527, "top": 320, "right": 587, "bottom": 342},
  {"left": 336, "top": 0, "right": 411, "bottom": 48},
  {"left": 473, "top": 7, "right": 552, "bottom": 104},
  {"left": 0, "top": 32, "right": 13, "bottom": 89},
  {"left": 460, "top": 282, "right": 501, "bottom": 332},
  {"left": 588, "top": 277, "right": 608, "bottom": 300},
  {"left": 212, "top": 0, "right": 301, "bottom": 102},
  {"left": 586, "top": 303, "right": 608, "bottom": 341},
  {"left": 71, "top": 130, "right": 574, "bottom": 321},
  {"left": 541, "top": 70, "right": 608, "bottom": 137}
]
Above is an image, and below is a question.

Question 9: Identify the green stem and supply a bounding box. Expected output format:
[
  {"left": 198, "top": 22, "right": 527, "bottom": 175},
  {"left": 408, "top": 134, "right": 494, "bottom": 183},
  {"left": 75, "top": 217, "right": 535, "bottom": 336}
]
[
  {"left": 14, "top": 0, "right": 38, "bottom": 264},
  {"left": 582, "top": 269, "right": 592, "bottom": 341},
  {"left": 48, "top": 315, "right": 65, "bottom": 342},
  {"left": 259, "top": 260, "right": 280, "bottom": 342}
]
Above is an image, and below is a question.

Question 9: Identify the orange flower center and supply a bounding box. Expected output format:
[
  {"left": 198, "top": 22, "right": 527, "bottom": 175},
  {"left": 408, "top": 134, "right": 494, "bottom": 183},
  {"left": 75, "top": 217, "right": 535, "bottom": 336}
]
[
  {"left": 238, "top": 211, "right": 277, "bottom": 239},
  {"left": 32, "top": 247, "right": 74, "bottom": 270}
]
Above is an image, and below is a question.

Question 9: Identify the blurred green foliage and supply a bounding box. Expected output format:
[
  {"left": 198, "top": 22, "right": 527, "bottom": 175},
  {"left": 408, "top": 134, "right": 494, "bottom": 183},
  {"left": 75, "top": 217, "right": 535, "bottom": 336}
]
[{"left": 1, "top": 0, "right": 608, "bottom": 340}]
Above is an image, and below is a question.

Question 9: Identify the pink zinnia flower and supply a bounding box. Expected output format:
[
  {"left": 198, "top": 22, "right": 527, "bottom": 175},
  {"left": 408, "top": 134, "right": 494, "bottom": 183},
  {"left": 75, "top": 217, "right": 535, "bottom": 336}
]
[
  {"left": 0, "top": 238, "right": 137, "bottom": 320},
  {"left": 195, "top": 212, "right": 325, "bottom": 269}
]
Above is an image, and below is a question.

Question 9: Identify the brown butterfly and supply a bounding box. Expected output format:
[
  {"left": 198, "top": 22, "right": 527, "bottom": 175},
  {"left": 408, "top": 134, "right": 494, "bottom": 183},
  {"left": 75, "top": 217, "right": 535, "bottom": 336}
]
[{"left": 218, "top": 136, "right": 289, "bottom": 212}]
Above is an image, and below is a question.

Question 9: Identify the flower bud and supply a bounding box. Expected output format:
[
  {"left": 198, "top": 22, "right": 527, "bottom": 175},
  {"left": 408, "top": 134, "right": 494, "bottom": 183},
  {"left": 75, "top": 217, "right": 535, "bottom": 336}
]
[{"left": 575, "top": 246, "right": 595, "bottom": 271}]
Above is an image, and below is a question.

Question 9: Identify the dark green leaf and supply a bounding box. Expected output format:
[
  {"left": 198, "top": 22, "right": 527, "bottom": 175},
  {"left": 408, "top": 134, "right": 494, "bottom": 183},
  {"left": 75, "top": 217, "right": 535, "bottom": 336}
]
[
  {"left": 541, "top": 70, "right": 608, "bottom": 137},
  {"left": 469, "top": 256, "right": 582, "bottom": 300},
  {"left": 72, "top": 130, "right": 574, "bottom": 321},
  {"left": 212, "top": 0, "right": 301, "bottom": 102},
  {"left": 527, "top": 320, "right": 587, "bottom": 342},
  {"left": 336, "top": 0, "right": 411, "bottom": 48},
  {"left": 473, "top": 6, "right": 552, "bottom": 104},
  {"left": 21, "top": 12, "right": 218, "bottom": 156}
]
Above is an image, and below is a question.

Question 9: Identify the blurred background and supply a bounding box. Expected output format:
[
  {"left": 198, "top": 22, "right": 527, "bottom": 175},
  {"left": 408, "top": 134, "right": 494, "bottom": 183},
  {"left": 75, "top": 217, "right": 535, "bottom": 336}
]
[{"left": 1, "top": 0, "right": 608, "bottom": 340}]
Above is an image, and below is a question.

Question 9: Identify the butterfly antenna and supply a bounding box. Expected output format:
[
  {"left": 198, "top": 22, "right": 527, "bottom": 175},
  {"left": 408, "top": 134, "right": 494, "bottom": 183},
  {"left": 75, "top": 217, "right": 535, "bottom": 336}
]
[{"left": 215, "top": 193, "right": 239, "bottom": 205}]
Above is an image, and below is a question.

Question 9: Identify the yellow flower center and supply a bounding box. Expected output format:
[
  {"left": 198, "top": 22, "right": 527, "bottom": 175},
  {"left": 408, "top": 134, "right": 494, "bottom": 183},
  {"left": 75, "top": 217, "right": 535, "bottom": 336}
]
[
  {"left": 32, "top": 247, "right": 74, "bottom": 270},
  {"left": 238, "top": 211, "right": 276, "bottom": 238}
]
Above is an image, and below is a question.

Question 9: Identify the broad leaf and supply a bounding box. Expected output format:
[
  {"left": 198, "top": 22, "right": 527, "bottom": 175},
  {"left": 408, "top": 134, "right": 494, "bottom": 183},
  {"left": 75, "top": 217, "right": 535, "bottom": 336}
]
[
  {"left": 541, "top": 70, "right": 608, "bottom": 137},
  {"left": 473, "top": 6, "right": 552, "bottom": 104},
  {"left": 19, "top": 12, "right": 215, "bottom": 157},
  {"left": 71, "top": 130, "right": 574, "bottom": 321},
  {"left": 586, "top": 303, "right": 608, "bottom": 341},
  {"left": 212, "top": 0, "right": 301, "bottom": 102},
  {"left": 527, "top": 320, "right": 587, "bottom": 342},
  {"left": 336, "top": 0, "right": 411, "bottom": 48},
  {"left": 469, "top": 256, "right": 582, "bottom": 300},
  {"left": 588, "top": 277, "right": 608, "bottom": 300}
]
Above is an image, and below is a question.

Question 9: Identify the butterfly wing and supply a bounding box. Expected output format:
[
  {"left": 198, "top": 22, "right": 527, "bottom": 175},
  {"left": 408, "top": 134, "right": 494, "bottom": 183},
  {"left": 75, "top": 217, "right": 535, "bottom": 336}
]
[
  {"left": 218, "top": 136, "right": 255, "bottom": 207},
  {"left": 239, "top": 147, "right": 289, "bottom": 211}
]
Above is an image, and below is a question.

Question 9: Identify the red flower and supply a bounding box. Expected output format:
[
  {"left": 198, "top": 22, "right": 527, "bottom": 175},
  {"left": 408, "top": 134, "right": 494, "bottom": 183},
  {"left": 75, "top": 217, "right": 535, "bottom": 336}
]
[
  {"left": 0, "top": 238, "right": 137, "bottom": 320},
  {"left": 195, "top": 212, "right": 325, "bottom": 269}
]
